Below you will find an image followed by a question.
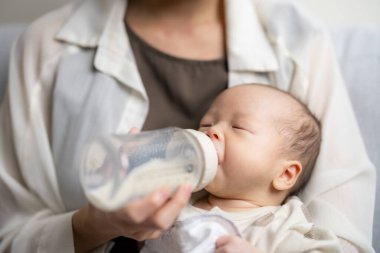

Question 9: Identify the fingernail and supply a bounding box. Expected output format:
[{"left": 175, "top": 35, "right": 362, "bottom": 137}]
[
  {"left": 154, "top": 190, "right": 168, "bottom": 203},
  {"left": 181, "top": 185, "right": 193, "bottom": 197}
]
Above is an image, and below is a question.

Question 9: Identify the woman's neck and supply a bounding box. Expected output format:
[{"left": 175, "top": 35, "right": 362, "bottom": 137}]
[
  {"left": 127, "top": 0, "right": 222, "bottom": 27},
  {"left": 126, "top": 0, "right": 225, "bottom": 60}
]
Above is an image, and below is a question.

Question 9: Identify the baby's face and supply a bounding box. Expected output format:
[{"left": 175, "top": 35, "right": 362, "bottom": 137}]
[{"left": 199, "top": 85, "right": 289, "bottom": 200}]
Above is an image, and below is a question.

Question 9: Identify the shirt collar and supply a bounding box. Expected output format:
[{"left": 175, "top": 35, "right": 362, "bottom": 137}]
[
  {"left": 56, "top": 0, "right": 114, "bottom": 47},
  {"left": 224, "top": 0, "right": 278, "bottom": 72},
  {"left": 55, "top": 0, "right": 134, "bottom": 57},
  {"left": 56, "top": 0, "right": 148, "bottom": 99}
]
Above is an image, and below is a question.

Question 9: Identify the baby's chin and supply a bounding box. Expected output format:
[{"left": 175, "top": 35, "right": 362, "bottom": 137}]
[
  {"left": 204, "top": 183, "right": 227, "bottom": 198},
  {"left": 203, "top": 184, "right": 216, "bottom": 195}
]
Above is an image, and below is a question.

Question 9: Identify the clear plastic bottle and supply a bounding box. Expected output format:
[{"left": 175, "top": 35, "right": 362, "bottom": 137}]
[{"left": 80, "top": 127, "right": 218, "bottom": 211}]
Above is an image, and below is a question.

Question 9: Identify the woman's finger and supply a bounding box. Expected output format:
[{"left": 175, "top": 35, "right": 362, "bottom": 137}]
[
  {"left": 146, "top": 230, "right": 163, "bottom": 240},
  {"left": 120, "top": 187, "right": 170, "bottom": 224},
  {"left": 129, "top": 127, "right": 140, "bottom": 134},
  {"left": 216, "top": 235, "right": 233, "bottom": 248},
  {"left": 130, "top": 228, "right": 163, "bottom": 241},
  {"left": 149, "top": 184, "right": 192, "bottom": 230}
]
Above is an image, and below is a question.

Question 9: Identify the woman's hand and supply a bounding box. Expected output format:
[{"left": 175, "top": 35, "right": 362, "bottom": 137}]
[
  {"left": 214, "top": 235, "right": 264, "bottom": 253},
  {"left": 72, "top": 185, "right": 192, "bottom": 253}
]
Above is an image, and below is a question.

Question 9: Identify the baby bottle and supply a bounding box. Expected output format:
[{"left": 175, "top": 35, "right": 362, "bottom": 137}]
[{"left": 80, "top": 127, "right": 218, "bottom": 211}]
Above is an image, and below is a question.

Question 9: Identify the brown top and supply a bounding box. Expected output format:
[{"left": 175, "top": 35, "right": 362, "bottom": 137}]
[{"left": 126, "top": 24, "right": 228, "bottom": 131}]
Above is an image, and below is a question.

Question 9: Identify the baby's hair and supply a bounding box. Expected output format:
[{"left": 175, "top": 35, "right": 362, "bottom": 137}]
[
  {"left": 248, "top": 84, "right": 322, "bottom": 195},
  {"left": 273, "top": 89, "right": 321, "bottom": 195}
]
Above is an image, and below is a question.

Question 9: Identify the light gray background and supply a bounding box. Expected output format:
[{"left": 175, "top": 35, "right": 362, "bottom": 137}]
[
  {"left": 0, "top": 0, "right": 380, "bottom": 26},
  {"left": 0, "top": 0, "right": 68, "bottom": 24}
]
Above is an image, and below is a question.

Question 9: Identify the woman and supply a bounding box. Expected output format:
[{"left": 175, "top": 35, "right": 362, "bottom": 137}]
[{"left": 0, "top": 0, "right": 375, "bottom": 252}]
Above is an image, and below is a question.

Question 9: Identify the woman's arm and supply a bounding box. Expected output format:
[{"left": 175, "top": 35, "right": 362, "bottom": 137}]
[
  {"left": 72, "top": 185, "right": 191, "bottom": 252},
  {"left": 0, "top": 28, "right": 77, "bottom": 252},
  {"left": 0, "top": 15, "right": 192, "bottom": 253}
]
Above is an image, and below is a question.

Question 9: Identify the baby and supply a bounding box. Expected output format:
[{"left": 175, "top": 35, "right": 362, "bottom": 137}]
[{"left": 141, "top": 84, "right": 341, "bottom": 253}]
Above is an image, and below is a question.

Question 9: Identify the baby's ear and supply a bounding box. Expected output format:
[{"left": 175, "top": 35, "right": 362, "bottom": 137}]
[{"left": 272, "top": 161, "right": 302, "bottom": 191}]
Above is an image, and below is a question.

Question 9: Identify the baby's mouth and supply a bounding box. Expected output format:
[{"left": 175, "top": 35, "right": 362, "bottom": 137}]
[
  {"left": 212, "top": 143, "right": 222, "bottom": 165},
  {"left": 217, "top": 152, "right": 222, "bottom": 165}
]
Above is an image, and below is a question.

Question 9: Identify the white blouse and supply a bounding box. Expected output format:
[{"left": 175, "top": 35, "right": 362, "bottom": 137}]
[{"left": 0, "top": 0, "right": 375, "bottom": 252}]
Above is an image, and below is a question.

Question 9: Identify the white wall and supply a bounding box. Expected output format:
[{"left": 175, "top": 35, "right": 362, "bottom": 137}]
[
  {"left": 0, "top": 0, "right": 69, "bottom": 24},
  {"left": 0, "top": 0, "right": 380, "bottom": 26},
  {"left": 297, "top": 0, "right": 380, "bottom": 26}
]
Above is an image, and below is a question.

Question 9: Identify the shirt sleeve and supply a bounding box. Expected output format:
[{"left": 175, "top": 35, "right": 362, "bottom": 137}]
[
  {"left": 0, "top": 25, "right": 76, "bottom": 253},
  {"left": 0, "top": 11, "right": 114, "bottom": 251},
  {"left": 258, "top": 2, "right": 376, "bottom": 251},
  {"left": 244, "top": 197, "right": 342, "bottom": 253},
  {"left": 291, "top": 15, "right": 376, "bottom": 253},
  {"left": 273, "top": 225, "right": 342, "bottom": 253}
]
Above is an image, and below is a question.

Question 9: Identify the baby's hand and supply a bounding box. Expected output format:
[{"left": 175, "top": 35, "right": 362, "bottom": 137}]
[{"left": 214, "top": 235, "right": 264, "bottom": 253}]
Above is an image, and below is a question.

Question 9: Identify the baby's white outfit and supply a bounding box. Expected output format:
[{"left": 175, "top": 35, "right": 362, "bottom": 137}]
[{"left": 141, "top": 196, "right": 341, "bottom": 253}]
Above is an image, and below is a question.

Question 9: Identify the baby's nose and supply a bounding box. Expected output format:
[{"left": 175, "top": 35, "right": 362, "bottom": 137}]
[
  {"left": 208, "top": 132, "right": 220, "bottom": 140},
  {"left": 206, "top": 128, "right": 220, "bottom": 141},
  {"left": 205, "top": 127, "right": 223, "bottom": 164}
]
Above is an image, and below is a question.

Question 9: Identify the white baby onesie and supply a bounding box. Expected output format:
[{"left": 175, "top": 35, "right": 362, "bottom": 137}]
[{"left": 141, "top": 196, "right": 341, "bottom": 253}]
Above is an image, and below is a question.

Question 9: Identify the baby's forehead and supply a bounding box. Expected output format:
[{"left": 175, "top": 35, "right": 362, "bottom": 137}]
[
  {"left": 216, "top": 85, "right": 303, "bottom": 120},
  {"left": 223, "top": 84, "right": 285, "bottom": 98},
  {"left": 220, "top": 85, "right": 297, "bottom": 108}
]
